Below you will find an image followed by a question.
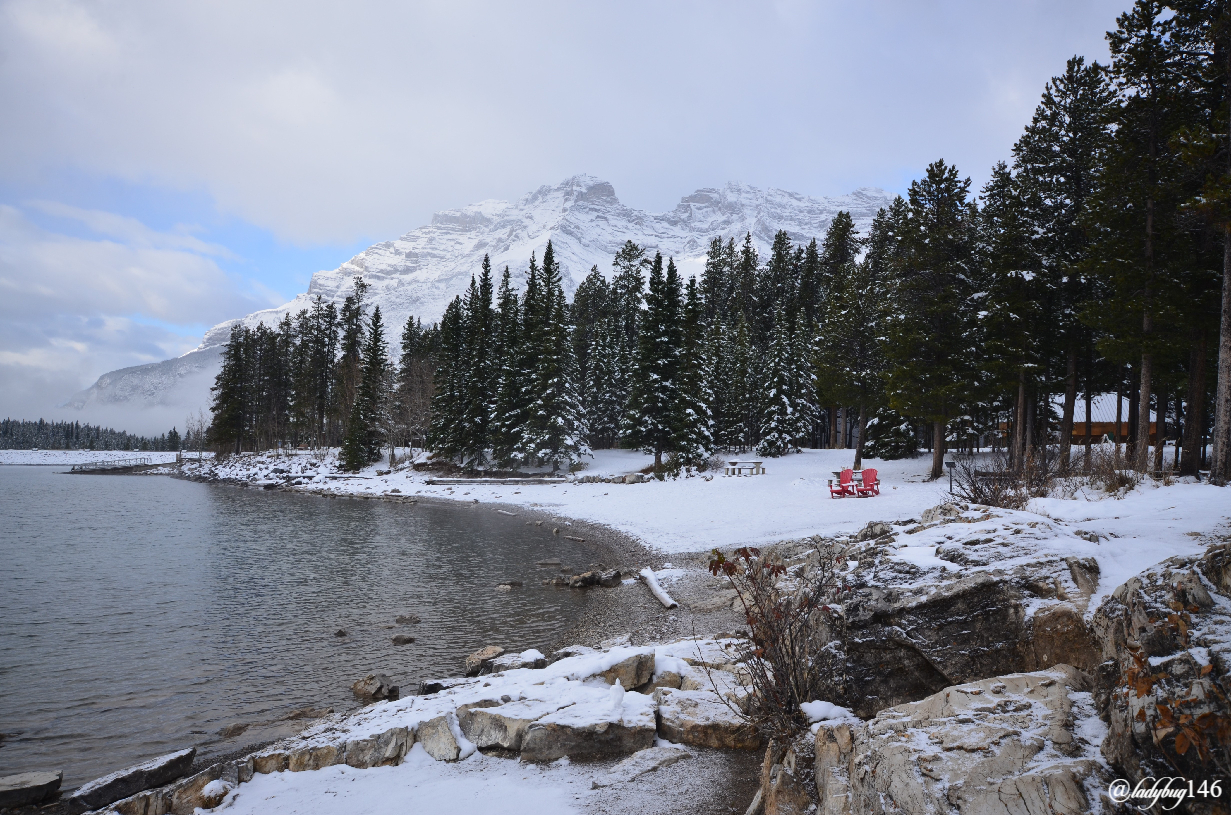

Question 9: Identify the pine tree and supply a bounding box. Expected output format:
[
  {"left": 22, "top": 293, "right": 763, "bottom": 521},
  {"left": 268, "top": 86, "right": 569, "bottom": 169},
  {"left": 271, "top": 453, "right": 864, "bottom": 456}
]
[
  {"left": 428, "top": 297, "right": 466, "bottom": 462},
  {"left": 1012, "top": 56, "right": 1116, "bottom": 469},
  {"left": 210, "top": 323, "right": 250, "bottom": 453},
  {"left": 522, "top": 241, "right": 589, "bottom": 470},
  {"left": 624, "top": 253, "right": 685, "bottom": 468},
  {"left": 334, "top": 276, "right": 369, "bottom": 435},
  {"left": 883, "top": 161, "right": 980, "bottom": 480},
  {"left": 980, "top": 162, "right": 1045, "bottom": 469},
  {"left": 677, "top": 277, "right": 714, "bottom": 463},
  {"left": 458, "top": 257, "right": 495, "bottom": 466},
  {"left": 340, "top": 305, "right": 390, "bottom": 471},
  {"left": 585, "top": 315, "right": 623, "bottom": 449},
  {"left": 490, "top": 267, "right": 528, "bottom": 467},
  {"left": 758, "top": 307, "right": 797, "bottom": 457}
]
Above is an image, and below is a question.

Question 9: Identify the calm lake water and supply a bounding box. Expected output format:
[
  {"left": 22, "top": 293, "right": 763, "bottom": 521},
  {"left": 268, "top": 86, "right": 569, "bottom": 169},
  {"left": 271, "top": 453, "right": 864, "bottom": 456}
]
[{"left": 0, "top": 466, "right": 600, "bottom": 788}]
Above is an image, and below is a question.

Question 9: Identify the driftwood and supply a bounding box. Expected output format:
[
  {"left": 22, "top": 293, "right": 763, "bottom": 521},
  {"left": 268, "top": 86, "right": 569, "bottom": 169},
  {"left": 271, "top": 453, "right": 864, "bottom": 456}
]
[{"left": 640, "top": 568, "right": 679, "bottom": 609}]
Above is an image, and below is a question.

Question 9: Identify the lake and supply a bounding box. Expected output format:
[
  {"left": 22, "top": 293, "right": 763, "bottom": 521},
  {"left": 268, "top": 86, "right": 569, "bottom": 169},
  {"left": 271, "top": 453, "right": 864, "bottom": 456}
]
[{"left": 0, "top": 466, "right": 601, "bottom": 787}]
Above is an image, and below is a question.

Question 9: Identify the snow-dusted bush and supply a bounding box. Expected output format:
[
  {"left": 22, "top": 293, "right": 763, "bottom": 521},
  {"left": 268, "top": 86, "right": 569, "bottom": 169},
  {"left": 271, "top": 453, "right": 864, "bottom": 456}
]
[{"left": 707, "top": 545, "right": 849, "bottom": 742}]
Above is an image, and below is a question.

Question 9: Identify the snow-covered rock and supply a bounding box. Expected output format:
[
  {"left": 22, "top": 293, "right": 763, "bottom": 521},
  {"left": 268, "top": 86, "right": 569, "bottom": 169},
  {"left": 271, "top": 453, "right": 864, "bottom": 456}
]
[
  {"left": 519, "top": 688, "right": 657, "bottom": 762},
  {"left": 0, "top": 771, "right": 63, "bottom": 809},
  {"left": 67, "top": 748, "right": 195, "bottom": 810},
  {"left": 69, "top": 176, "right": 893, "bottom": 413},
  {"left": 653, "top": 687, "right": 761, "bottom": 750},
  {"left": 814, "top": 665, "right": 1109, "bottom": 815}
]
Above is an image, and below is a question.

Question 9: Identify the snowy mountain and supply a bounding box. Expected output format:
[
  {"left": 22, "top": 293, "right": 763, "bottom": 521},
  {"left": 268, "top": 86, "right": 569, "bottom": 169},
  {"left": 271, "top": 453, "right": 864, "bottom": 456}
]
[{"left": 68, "top": 175, "right": 894, "bottom": 422}]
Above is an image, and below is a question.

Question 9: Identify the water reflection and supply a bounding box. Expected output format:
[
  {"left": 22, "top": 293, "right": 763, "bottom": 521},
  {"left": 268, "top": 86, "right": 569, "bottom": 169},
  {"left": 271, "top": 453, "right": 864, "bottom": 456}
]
[{"left": 0, "top": 466, "right": 596, "bottom": 787}]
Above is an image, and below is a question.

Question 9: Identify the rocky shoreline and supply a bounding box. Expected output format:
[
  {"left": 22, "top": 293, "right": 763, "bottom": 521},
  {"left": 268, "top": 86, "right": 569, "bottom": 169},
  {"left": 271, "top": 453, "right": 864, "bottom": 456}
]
[
  {"left": 3, "top": 467, "right": 768, "bottom": 815},
  {"left": 7, "top": 460, "right": 1229, "bottom": 815}
]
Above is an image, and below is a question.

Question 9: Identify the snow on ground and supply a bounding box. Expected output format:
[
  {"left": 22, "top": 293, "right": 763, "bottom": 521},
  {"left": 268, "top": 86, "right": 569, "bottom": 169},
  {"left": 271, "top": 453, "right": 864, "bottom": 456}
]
[
  {"left": 217, "top": 747, "right": 586, "bottom": 815},
  {"left": 0, "top": 449, "right": 190, "bottom": 465},
  {"left": 181, "top": 446, "right": 1230, "bottom": 615}
]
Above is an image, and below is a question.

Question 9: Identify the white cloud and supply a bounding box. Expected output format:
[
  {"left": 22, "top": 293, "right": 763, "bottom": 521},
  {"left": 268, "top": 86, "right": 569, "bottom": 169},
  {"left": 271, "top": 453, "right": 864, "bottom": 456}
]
[
  {"left": 0, "top": 0, "right": 1125, "bottom": 243},
  {"left": 0, "top": 202, "right": 278, "bottom": 419}
]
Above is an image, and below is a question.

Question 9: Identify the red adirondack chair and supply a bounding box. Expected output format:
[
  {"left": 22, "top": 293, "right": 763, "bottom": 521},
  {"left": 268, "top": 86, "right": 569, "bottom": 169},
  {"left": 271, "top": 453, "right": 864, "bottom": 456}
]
[
  {"left": 855, "top": 468, "right": 880, "bottom": 497},
  {"left": 829, "top": 468, "right": 855, "bottom": 498}
]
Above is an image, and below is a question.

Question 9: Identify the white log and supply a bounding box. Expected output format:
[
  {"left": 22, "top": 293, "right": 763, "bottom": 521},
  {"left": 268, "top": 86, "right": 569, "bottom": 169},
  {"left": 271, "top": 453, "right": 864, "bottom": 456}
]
[{"left": 640, "top": 568, "right": 678, "bottom": 609}]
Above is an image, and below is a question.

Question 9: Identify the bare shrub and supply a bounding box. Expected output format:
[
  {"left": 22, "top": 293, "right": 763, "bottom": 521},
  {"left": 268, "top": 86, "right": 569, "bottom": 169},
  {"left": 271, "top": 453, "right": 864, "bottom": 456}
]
[
  {"left": 699, "top": 453, "right": 727, "bottom": 473},
  {"left": 951, "top": 453, "right": 1028, "bottom": 509},
  {"left": 707, "top": 545, "right": 849, "bottom": 742},
  {"left": 1085, "top": 445, "right": 1142, "bottom": 495}
]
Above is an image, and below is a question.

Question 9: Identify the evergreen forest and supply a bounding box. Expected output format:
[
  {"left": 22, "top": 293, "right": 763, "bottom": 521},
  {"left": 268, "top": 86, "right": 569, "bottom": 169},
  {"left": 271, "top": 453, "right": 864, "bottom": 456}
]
[
  {"left": 207, "top": 1, "right": 1231, "bottom": 483},
  {"left": 0, "top": 418, "right": 185, "bottom": 452}
]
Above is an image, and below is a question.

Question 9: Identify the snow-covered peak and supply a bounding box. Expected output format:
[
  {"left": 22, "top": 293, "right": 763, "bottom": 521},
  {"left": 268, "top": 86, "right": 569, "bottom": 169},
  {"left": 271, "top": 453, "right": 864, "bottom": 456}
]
[{"left": 196, "top": 174, "right": 894, "bottom": 348}]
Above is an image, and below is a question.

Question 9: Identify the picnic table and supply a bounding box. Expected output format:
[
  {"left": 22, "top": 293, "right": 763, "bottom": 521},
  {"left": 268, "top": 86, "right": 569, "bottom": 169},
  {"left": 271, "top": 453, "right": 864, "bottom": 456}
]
[
  {"left": 832, "top": 469, "right": 865, "bottom": 484},
  {"left": 726, "top": 460, "right": 765, "bottom": 476}
]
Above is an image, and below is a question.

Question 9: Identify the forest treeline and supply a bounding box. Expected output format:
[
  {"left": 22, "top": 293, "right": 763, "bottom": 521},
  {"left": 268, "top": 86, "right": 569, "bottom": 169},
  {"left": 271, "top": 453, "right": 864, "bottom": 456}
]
[
  {"left": 208, "top": 0, "right": 1231, "bottom": 482},
  {"left": 0, "top": 418, "right": 185, "bottom": 452}
]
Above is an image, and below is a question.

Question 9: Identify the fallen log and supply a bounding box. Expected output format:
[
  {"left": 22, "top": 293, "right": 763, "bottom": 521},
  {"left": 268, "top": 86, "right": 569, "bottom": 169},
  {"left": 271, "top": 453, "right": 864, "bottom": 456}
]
[{"left": 640, "top": 568, "right": 679, "bottom": 609}]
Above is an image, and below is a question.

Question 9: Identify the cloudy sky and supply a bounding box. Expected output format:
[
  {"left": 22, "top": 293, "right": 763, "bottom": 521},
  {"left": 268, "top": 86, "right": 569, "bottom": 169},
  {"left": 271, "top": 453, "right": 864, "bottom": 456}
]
[{"left": 0, "top": 0, "right": 1126, "bottom": 426}]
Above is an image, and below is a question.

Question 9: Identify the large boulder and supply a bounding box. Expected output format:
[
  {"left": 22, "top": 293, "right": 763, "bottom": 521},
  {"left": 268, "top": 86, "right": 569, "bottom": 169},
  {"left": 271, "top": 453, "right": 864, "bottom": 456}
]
[
  {"left": 68, "top": 748, "right": 195, "bottom": 810},
  {"left": 593, "top": 652, "right": 655, "bottom": 689},
  {"left": 814, "top": 665, "right": 1109, "bottom": 815},
  {"left": 464, "top": 646, "right": 505, "bottom": 676},
  {"left": 1090, "top": 543, "right": 1231, "bottom": 793},
  {"left": 0, "top": 771, "right": 62, "bottom": 809},
  {"left": 812, "top": 514, "right": 1102, "bottom": 718},
  {"left": 459, "top": 698, "right": 566, "bottom": 751},
  {"left": 653, "top": 687, "right": 761, "bottom": 750},
  {"left": 487, "top": 649, "right": 548, "bottom": 673},
  {"left": 351, "top": 673, "right": 399, "bottom": 702},
  {"left": 520, "top": 690, "right": 656, "bottom": 762}
]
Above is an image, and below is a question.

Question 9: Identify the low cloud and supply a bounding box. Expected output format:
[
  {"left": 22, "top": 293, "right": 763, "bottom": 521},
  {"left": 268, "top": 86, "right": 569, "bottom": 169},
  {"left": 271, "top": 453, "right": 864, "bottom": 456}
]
[{"left": 0, "top": 202, "right": 278, "bottom": 420}]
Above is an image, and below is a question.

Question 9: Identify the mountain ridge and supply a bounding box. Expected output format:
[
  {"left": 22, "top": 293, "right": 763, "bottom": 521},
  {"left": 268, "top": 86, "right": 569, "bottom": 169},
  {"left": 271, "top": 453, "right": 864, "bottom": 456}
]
[{"left": 69, "top": 175, "right": 895, "bottom": 426}]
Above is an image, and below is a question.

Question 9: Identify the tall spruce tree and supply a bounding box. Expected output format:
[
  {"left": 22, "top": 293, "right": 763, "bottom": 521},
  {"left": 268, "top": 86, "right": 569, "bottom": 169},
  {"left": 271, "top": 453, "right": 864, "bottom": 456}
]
[
  {"left": 522, "top": 241, "right": 589, "bottom": 469},
  {"left": 678, "top": 277, "right": 715, "bottom": 463},
  {"left": 884, "top": 161, "right": 980, "bottom": 480},
  {"left": 1012, "top": 56, "right": 1116, "bottom": 469},
  {"left": 624, "top": 253, "right": 685, "bottom": 468},
  {"left": 490, "top": 267, "right": 528, "bottom": 467},
  {"left": 458, "top": 258, "right": 495, "bottom": 466},
  {"left": 340, "top": 305, "right": 390, "bottom": 471}
]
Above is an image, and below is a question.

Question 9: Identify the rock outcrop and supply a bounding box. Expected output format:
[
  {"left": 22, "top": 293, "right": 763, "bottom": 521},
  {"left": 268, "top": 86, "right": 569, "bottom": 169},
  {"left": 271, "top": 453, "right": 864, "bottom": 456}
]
[
  {"left": 810, "top": 665, "right": 1109, "bottom": 815},
  {"left": 0, "top": 771, "right": 63, "bottom": 809},
  {"left": 351, "top": 673, "right": 399, "bottom": 702},
  {"left": 1091, "top": 542, "right": 1231, "bottom": 797},
  {"left": 68, "top": 748, "right": 195, "bottom": 810},
  {"left": 654, "top": 688, "right": 761, "bottom": 750},
  {"left": 464, "top": 645, "right": 505, "bottom": 676},
  {"left": 520, "top": 691, "right": 657, "bottom": 762}
]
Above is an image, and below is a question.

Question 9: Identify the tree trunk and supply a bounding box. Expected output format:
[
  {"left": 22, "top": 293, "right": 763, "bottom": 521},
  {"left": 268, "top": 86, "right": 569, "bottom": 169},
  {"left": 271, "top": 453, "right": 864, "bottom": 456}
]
[
  {"left": 1128, "top": 376, "right": 1140, "bottom": 465},
  {"left": 1013, "top": 369, "right": 1027, "bottom": 471},
  {"left": 1025, "top": 395, "right": 1036, "bottom": 466},
  {"left": 1212, "top": 224, "right": 1231, "bottom": 484},
  {"left": 930, "top": 421, "right": 946, "bottom": 480},
  {"left": 837, "top": 407, "right": 846, "bottom": 449},
  {"left": 854, "top": 400, "right": 868, "bottom": 470},
  {"left": 1084, "top": 387, "right": 1093, "bottom": 474},
  {"left": 1153, "top": 390, "right": 1167, "bottom": 473},
  {"left": 829, "top": 406, "right": 839, "bottom": 449},
  {"left": 1060, "top": 349, "right": 1077, "bottom": 472},
  {"left": 1135, "top": 348, "right": 1153, "bottom": 473},
  {"left": 1181, "top": 334, "right": 1208, "bottom": 477}
]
